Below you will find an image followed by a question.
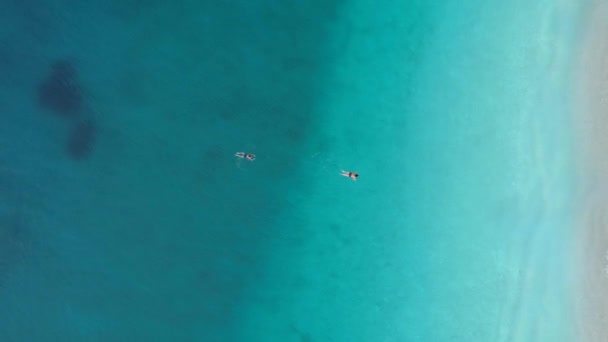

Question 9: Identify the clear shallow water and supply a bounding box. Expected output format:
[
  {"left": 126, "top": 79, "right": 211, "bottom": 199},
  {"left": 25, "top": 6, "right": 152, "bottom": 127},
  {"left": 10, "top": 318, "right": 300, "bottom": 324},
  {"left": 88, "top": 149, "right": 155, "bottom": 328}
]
[
  {"left": 239, "top": 0, "right": 585, "bottom": 341},
  {"left": 0, "top": 0, "right": 586, "bottom": 341}
]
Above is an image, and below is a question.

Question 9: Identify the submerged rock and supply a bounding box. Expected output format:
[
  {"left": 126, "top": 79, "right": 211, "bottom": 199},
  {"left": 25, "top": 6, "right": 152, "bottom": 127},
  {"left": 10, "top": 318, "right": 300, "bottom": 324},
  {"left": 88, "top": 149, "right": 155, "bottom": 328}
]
[
  {"left": 37, "top": 60, "right": 83, "bottom": 116},
  {"left": 66, "top": 119, "right": 96, "bottom": 160}
]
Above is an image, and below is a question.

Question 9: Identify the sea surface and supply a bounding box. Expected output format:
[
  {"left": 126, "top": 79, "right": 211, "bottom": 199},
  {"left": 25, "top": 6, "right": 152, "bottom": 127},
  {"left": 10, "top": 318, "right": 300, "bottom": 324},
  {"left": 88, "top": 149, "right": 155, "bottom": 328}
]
[{"left": 0, "top": 0, "right": 588, "bottom": 341}]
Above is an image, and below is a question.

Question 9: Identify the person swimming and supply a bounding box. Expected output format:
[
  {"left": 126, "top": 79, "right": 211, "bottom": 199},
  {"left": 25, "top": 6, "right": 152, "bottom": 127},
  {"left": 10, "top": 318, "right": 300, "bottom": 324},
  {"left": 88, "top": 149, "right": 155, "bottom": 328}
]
[
  {"left": 235, "top": 152, "right": 256, "bottom": 161},
  {"left": 340, "top": 170, "right": 358, "bottom": 181}
]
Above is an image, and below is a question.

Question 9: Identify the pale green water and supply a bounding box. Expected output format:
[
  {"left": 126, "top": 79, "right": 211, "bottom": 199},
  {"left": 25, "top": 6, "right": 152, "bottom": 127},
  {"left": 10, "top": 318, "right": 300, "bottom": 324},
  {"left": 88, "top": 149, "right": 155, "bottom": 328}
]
[{"left": 238, "top": 0, "right": 584, "bottom": 341}]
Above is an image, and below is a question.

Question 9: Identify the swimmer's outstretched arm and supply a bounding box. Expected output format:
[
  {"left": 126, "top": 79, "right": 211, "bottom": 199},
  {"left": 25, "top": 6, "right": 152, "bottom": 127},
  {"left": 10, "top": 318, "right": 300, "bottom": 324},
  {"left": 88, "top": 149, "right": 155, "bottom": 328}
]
[{"left": 235, "top": 152, "right": 245, "bottom": 158}]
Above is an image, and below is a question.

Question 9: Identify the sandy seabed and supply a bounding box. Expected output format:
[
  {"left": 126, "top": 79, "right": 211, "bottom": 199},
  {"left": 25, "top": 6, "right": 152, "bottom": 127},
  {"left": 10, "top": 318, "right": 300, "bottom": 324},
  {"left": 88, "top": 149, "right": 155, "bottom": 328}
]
[{"left": 574, "top": 1, "right": 608, "bottom": 340}]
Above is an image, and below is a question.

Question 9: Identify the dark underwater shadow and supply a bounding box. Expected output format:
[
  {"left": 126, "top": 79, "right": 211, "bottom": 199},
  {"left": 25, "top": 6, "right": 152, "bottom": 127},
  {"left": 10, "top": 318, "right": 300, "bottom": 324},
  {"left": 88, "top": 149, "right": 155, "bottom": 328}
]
[
  {"left": 66, "top": 119, "right": 96, "bottom": 160},
  {"left": 36, "top": 59, "right": 99, "bottom": 161},
  {"left": 6, "top": 0, "right": 347, "bottom": 340},
  {"left": 37, "top": 59, "right": 83, "bottom": 117}
]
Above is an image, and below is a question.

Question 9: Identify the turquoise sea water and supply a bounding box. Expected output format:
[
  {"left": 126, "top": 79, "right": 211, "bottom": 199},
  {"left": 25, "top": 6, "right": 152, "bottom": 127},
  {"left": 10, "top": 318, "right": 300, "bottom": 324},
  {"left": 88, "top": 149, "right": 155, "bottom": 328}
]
[{"left": 0, "top": 0, "right": 587, "bottom": 341}]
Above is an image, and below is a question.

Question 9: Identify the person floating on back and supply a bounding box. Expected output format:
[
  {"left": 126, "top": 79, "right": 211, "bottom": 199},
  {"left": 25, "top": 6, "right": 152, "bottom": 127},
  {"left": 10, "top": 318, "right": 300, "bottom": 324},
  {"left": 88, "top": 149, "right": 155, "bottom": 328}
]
[
  {"left": 235, "top": 152, "right": 256, "bottom": 161},
  {"left": 340, "top": 170, "right": 358, "bottom": 181}
]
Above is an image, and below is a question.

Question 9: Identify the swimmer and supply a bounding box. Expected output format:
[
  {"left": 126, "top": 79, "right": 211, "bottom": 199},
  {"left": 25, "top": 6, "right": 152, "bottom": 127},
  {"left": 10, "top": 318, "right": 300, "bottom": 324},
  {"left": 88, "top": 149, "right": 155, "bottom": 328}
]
[
  {"left": 340, "top": 170, "right": 358, "bottom": 181},
  {"left": 235, "top": 152, "right": 256, "bottom": 161}
]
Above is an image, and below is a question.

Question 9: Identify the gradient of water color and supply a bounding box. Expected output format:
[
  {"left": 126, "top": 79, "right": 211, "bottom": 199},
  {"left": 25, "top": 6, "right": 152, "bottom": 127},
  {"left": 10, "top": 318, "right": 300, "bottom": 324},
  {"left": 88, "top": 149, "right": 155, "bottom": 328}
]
[{"left": 0, "top": 0, "right": 587, "bottom": 341}]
